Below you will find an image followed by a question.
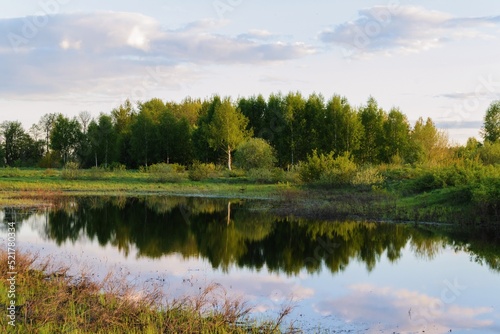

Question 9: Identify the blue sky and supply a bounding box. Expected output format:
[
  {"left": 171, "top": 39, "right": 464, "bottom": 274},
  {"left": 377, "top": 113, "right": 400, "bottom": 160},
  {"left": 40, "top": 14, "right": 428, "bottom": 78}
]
[{"left": 1, "top": 0, "right": 500, "bottom": 143}]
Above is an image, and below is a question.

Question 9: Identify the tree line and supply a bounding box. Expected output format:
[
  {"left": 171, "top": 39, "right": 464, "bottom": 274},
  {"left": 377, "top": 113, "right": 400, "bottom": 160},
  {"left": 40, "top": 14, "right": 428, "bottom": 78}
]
[{"left": 0, "top": 93, "right": 499, "bottom": 169}]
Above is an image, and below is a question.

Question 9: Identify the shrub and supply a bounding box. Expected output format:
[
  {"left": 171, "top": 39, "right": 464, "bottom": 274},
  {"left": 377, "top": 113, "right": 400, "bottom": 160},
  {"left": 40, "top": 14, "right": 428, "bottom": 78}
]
[
  {"left": 471, "top": 177, "right": 500, "bottom": 216},
  {"left": 225, "top": 168, "right": 246, "bottom": 178},
  {"left": 352, "top": 166, "right": 385, "bottom": 187},
  {"left": 61, "top": 162, "right": 81, "bottom": 180},
  {"left": 38, "top": 152, "right": 61, "bottom": 169},
  {"left": 234, "top": 138, "right": 277, "bottom": 170},
  {"left": 300, "top": 150, "right": 357, "bottom": 186},
  {"left": 189, "top": 162, "right": 216, "bottom": 181},
  {"left": 247, "top": 168, "right": 285, "bottom": 184},
  {"left": 109, "top": 162, "right": 126, "bottom": 172},
  {"left": 88, "top": 166, "right": 107, "bottom": 180},
  {"left": 479, "top": 141, "right": 500, "bottom": 165},
  {"left": 145, "top": 163, "right": 186, "bottom": 182},
  {"left": 144, "top": 163, "right": 182, "bottom": 173}
]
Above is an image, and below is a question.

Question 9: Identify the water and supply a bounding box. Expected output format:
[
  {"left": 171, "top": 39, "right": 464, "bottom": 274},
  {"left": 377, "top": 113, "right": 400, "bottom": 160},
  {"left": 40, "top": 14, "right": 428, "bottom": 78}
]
[{"left": 1, "top": 196, "right": 500, "bottom": 333}]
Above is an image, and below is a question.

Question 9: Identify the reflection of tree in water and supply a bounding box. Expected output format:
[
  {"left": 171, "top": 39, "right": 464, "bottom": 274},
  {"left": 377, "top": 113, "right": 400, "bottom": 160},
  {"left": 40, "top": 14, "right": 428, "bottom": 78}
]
[
  {"left": 414, "top": 225, "right": 500, "bottom": 272},
  {"left": 0, "top": 207, "right": 39, "bottom": 231},
  {"left": 4, "top": 197, "right": 500, "bottom": 274}
]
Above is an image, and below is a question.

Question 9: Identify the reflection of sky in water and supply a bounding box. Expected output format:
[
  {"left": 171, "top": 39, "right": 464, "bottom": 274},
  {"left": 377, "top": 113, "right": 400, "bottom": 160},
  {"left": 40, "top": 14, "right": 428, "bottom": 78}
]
[{"left": 1, "top": 213, "right": 500, "bottom": 333}]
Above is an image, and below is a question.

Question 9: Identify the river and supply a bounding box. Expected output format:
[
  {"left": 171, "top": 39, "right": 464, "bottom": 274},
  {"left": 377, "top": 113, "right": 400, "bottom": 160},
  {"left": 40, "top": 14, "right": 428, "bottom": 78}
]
[{"left": 1, "top": 196, "right": 499, "bottom": 333}]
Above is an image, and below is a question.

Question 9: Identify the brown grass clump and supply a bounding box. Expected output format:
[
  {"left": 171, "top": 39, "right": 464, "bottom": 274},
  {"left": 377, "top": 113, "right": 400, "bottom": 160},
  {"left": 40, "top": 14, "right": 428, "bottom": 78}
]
[{"left": 0, "top": 251, "right": 294, "bottom": 333}]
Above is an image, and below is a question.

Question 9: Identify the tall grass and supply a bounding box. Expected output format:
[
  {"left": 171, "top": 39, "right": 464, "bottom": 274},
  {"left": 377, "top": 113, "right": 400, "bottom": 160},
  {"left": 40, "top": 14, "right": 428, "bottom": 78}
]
[{"left": 0, "top": 251, "right": 294, "bottom": 333}]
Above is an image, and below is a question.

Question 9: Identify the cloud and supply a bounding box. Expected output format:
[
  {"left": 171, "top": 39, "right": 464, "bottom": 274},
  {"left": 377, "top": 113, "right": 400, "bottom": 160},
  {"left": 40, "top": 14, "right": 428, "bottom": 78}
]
[
  {"left": 238, "top": 29, "right": 274, "bottom": 41},
  {"left": 314, "top": 283, "right": 495, "bottom": 333},
  {"left": 435, "top": 121, "right": 483, "bottom": 129},
  {"left": 0, "top": 12, "right": 314, "bottom": 98},
  {"left": 435, "top": 91, "right": 500, "bottom": 101},
  {"left": 319, "top": 5, "right": 500, "bottom": 57}
]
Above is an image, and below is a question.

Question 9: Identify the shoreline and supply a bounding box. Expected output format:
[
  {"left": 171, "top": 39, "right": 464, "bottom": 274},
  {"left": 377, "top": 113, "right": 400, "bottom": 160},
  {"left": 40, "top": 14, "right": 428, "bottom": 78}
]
[{"left": 0, "top": 168, "right": 498, "bottom": 224}]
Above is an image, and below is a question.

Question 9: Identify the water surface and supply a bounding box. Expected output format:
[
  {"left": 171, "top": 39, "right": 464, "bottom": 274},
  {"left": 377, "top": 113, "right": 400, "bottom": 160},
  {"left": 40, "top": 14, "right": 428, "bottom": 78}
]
[{"left": 1, "top": 196, "right": 500, "bottom": 333}]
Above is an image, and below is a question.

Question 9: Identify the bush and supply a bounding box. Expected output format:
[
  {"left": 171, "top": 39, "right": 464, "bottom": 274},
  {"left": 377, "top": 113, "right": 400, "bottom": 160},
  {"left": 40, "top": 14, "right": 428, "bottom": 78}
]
[
  {"left": 144, "top": 163, "right": 184, "bottom": 174},
  {"left": 61, "top": 162, "right": 81, "bottom": 180},
  {"left": 299, "top": 150, "right": 357, "bottom": 186},
  {"left": 247, "top": 168, "right": 285, "bottom": 184},
  {"left": 144, "top": 163, "right": 186, "bottom": 182},
  {"left": 88, "top": 166, "right": 107, "bottom": 180},
  {"left": 189, "top": 162, "right": 216, "bottom": 181},
  {"left": 224, "top": 168, "right": 246, "bottom": 178},
  {"left": 38, "top": 152, "right": 61, "bottom": 169},
  {"left": 108, "top": 162, "right": 126, "bottom": 172},
  {"left": 234, "top": 138, "right": 277, "bottom": 170},
  {"left": 471, "top": 177, "right": 500, "bottom": 216},
  {"left": 479, "top": 141, "right": 500, "bottom": 165},
  {"left": 43, "top": 169, "right": 59, "bottom": 177},
  {"left": 352, "top": 166, "right": 385, "bottom": 187}
]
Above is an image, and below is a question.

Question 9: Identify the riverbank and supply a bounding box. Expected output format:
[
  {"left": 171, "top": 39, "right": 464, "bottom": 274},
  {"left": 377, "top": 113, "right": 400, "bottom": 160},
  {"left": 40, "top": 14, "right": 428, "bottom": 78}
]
[
  {"left": 0, "top": 167, "right": 498, "bottom": 224},
  {"left": 0, "top": 250, "right": 293, "bottom": 333}
]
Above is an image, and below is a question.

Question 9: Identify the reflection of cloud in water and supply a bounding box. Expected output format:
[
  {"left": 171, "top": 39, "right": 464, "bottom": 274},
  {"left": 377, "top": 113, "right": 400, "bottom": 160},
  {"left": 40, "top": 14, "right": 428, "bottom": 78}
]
[
  {"left": 183, "top": 271, "right": 315, "bottom": 313},
  {"left": 314, "top": 283, "right": 494, "bottom": 333},
  {"left": 131, "top": 255, "right": 317, "bottom": 315}
]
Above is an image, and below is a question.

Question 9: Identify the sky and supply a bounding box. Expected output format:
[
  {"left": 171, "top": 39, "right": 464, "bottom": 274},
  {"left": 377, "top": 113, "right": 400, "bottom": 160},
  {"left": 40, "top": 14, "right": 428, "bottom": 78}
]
[{"left": 1, "top": 0, "right": 500, "bottom": 144}]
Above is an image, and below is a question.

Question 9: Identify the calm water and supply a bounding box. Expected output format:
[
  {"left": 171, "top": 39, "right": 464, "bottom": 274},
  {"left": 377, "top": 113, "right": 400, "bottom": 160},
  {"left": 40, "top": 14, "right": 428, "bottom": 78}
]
[{"left": 1, "top": 196, "right": 500, "bottom": 333}]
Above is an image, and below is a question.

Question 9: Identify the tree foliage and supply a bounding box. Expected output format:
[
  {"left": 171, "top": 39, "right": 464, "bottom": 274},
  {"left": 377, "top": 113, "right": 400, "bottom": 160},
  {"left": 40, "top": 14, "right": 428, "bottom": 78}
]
[
  {"left": 2, "top": 92, "right": 497, "bottom": 174},
  {"left": 205, "top": 98, "right": 251, "bottom": 170},
  {"left": 87, "top": 114, "right": 117, "bottom": 168},
  {"left": 50, "top": 115, "right": 83, "bottom": 164},
  {"left": 234, "top": 138, "right": 276, "bottom": 170},
  {"left": 0, "top": 121, "right": 43, "bottom": 166},
  {"left": 483, "top": 100, "right": 500, "bottom": 143}
]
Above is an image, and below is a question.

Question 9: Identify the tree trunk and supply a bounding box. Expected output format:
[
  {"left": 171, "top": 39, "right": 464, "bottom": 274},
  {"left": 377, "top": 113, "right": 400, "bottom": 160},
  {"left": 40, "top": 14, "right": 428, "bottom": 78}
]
[
  {"left": 105, "top": 141, "right": 108, "bottom": 168},
  {"left": 227, "top": 147, "right": 232, "bottom": 170}
]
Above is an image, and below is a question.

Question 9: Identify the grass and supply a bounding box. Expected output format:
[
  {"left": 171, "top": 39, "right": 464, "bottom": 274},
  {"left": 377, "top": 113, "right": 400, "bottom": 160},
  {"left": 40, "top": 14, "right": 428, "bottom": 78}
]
[
  {"left": 0, "top": 250, "right": 295, "bottom": 333},
  {"left": 0, "top": 168, "right": 282, "bottom": 206},
  {"left": 0, "top": 166, "right": 498, "bottom": 224}
]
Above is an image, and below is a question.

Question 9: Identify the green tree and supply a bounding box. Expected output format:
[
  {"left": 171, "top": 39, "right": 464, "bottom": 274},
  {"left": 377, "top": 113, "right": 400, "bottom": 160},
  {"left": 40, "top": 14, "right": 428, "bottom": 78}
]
[
  {"left": 409, "top": 117, "right": 449, "bottom": 165},
  {"left": 167, "top": 97, "right": 201, "bottom": 127},
  {"left": 296, "top": 93, "right": 325, "bottom": 160},
  {"left": 0, "top": 143, "right": 4, "bottom": 167},
  {"left": 111, "top": 100, "right": 136, "bottom": 168},
  {"left": 264, "top": 93, "right": 287, "bottom": 165},
  {"left": 38, "top": 113, "right": 57, "bottom": 155},
  {"left": 0, "top": 121, "right": 43, "bottom": 166},
  {"left": 284, "top": 92, "right": 306, "bottom": 166},
  {"left": 357, "top": 97, "right": 386, "bottom": 164},
  {"left": 206, "top": 98, "right": 251, "bottom": 170},
  {"left": 130, "top": 98, "right": 164, "bottom": 167},
  {"left": 456, "top": 137, "right": 481, "bottom": 161},
  {"left": 234, "top": 138, "right": 276, "bottom": 170},
  {"left": 1, "top": 121, "right": 26, "bottom": 166},
  {"left": 171, "top": 117, "right": 193, "bottom": 165},
  {"left": 323, "top": 95, "right": 362, "bottom": 156},
  {"left": 382, "top": 108, "right": 411, "bottom": 163},
  {"left": 238, "top": 94, "right": 267, "bottom": 138},
  {"left": 482, "top": 100, "right": 500, "bottom": 143},
  {"left": 88, "top": 114, "right": 117, "bottom": 168},
  {"left": 50, "top": 115, "right": 83, "bottom": 164},
  {"left": 193, "top": 96, "right": 223, "bottom": 163},
  {"left": 157, "top": 106, "right": 193, "bottom": 165}
]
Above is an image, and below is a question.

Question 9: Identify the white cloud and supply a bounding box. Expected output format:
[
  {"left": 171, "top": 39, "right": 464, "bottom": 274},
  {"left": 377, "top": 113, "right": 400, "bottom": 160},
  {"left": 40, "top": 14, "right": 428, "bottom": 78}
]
[
  {"left": 0, "top": 12, "right": 314, "bottom": 98},
  {"left": 319, "top": 6, "right": 500, "bottom": 57}
]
